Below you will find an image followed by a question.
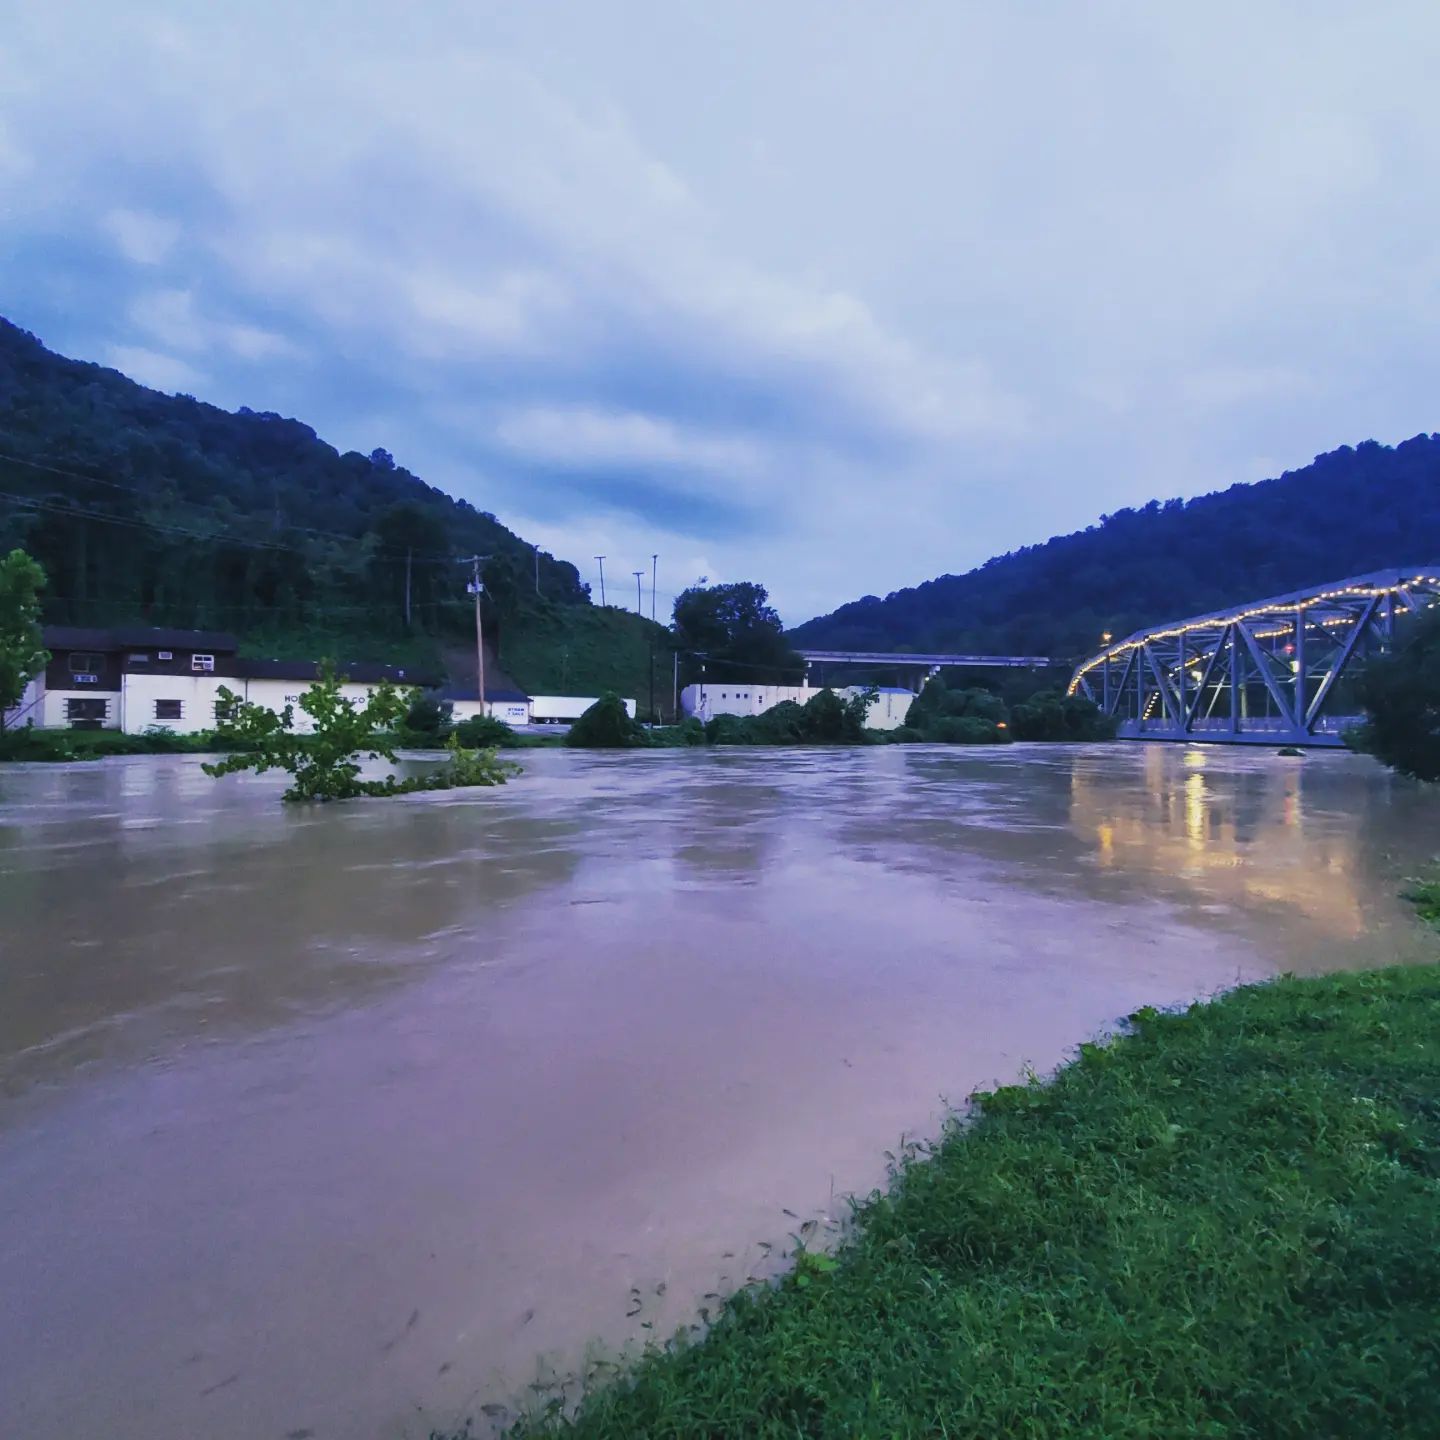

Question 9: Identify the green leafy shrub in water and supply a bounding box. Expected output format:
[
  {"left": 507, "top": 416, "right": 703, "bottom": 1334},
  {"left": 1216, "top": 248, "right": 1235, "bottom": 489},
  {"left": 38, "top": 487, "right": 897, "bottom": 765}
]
[
  {"left": 1350, "top": 605, "right": 1440, "bottom": 782},
  {"left": 931, "top": 714, "right": 1009, "bottom": 745},
  {"left": 648, "top": 717, "right": 706, "bottom": 747},
  {"left": 402, "top": 693, "right": 452, "bottom": 741},
  {"left": 1007, "top": 688, "right": 1115, "bottom": 741},
  {"left": 704, "top": 689, "right": 872, "bottom": 746},
  {"left": 204, "top": 662, "right": 518, "bottom": 800},
  {"left": 565, "top": 692, "right": 650, "bottom": 748},
  {"left": 453, "top": 713, "right": 520, "bottom": 748}
]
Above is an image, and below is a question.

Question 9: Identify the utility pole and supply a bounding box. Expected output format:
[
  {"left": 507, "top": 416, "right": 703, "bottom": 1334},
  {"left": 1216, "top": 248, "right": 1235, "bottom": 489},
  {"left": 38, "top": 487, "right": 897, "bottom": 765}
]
[
  {"left": 460, "top": 555, "right": 490, "bottom": 713},
  {"left": 633, "top": 570, "right": 644, "bottom": 614},
  {"left": 649, "top": 554, "right": 658, "bottom": 722},
  {"left": 594, "top": 555, "right": 606, "bottom": 607},
  {"left": 534, "top": 544, "right": 540, "bottom": 595}
]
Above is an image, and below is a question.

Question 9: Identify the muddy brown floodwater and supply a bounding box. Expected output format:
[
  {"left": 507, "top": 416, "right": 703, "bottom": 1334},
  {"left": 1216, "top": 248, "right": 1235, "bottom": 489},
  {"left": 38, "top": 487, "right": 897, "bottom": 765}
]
[{"left": 0, "top": 744, "right": 1435, "bottom": 1438}]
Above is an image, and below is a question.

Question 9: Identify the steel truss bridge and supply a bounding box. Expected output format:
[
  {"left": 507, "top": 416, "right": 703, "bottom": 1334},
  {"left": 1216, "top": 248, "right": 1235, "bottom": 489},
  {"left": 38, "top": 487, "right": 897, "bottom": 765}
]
[{"left": 1067, "top": 566, "right": 1440, "bottom": 747}]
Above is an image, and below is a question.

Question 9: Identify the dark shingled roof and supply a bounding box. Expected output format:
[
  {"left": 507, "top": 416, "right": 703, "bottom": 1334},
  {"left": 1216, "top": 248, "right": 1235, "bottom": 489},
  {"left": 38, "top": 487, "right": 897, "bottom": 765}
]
[
  {"left": 42, "top": 625, "right": 238, "bottom": 651},
  {"left": 236, "top": 658, "right": 443, "bottom": 687}
]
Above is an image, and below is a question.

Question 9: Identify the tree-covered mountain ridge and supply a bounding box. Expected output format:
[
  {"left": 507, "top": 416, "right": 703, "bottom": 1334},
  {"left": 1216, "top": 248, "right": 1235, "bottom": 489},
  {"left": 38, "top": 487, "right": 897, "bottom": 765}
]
[
  {"left": 0, "top": 315, "right": 589, "bottom": 648},
  {"left": 790, "top": 435, "right": 1440, "bottom": 662},
  {"left": 0, "top": 316, "right": 682, "bottom": 701}
]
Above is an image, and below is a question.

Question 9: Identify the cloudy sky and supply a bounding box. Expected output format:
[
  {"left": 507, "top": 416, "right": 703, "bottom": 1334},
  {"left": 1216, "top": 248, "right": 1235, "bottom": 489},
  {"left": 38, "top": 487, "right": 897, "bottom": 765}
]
[{"left": 3, "top": 2, "right": 1439, "bottom": 623}]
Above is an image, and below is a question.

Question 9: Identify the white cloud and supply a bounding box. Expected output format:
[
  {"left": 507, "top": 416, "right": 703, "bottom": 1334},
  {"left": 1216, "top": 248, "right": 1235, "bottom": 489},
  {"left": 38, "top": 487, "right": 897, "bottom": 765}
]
[
  {"left": 6, "top": 1, "right": 1440, "bottom": 620},
  {"left": 127, "top": 287, "right": 299, "bottom": 363},
  {"left": 102, "top": 344, "right": 204, "bottom": 393},
  {"left": 495, "top": 406, "right": 766, "bottom": 477},
  {"left": 101, "top": 208, "right": 178, "bottom": 265}
]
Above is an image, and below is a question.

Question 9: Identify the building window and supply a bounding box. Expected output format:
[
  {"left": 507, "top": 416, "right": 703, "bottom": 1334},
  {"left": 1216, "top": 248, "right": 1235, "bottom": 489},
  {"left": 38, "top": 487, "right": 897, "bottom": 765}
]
[
  {"left": 128, "top": 652, "right": 150, "bottom": 663},
  {"left": 68, "top": 652, "right": 103, "bottom": 676},
  {"left": 191, "top": 653, "right": 215, "bottom": 673},
  {"left": 65, "top": 697, "right": 107, "bottom": 725},
  {"left": 155, "top": 699, "right": 183, "bottom": 722},
  {"left": 157, "top": 650, "right": 173, "bottom": 660}
]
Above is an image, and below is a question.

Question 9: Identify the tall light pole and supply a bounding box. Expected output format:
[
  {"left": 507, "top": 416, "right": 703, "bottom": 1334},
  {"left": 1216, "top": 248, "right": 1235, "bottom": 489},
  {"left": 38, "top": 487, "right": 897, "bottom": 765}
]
[
  {"left": 650, "top": 554, "right": 658, "bottom": 623},
  {"left": 594, "top": 555, "right": 606, "bottom": 607},
  {"left": 633, "top": 570, "right": 644, "bottom": 614}
]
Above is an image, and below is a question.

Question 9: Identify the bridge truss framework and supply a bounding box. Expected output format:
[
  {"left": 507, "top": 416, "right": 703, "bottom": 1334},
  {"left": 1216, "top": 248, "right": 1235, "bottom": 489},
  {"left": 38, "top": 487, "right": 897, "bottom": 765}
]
[{"left": 1067, "top": 566, "right": 1440, "bottom": 747}]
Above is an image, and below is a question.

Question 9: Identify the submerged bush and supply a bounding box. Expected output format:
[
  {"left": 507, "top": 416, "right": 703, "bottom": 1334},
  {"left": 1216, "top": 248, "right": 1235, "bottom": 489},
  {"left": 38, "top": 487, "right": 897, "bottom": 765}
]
[
  {"left": 1009, "top": 688, "right": 1116, "bottom": 741},
  {"left": 648, "top": 717, "right": 706, "bottom": 747},
  {"left": 931, "top": 714, "right": 1010, "bottom": 745},
  {"left": 402, "top": 693, "right": 452, "bottom": 740},
  {"left": 453, "top": 713, "right": 520, "bottom": 748},
  {"left": 565, "top": 692, "right": 650, "bottom": 748},
  {"left": 704, "top": 689, "right": 873, "bottom": 746},
  {"left": 204, "top": 663, "right": 518, "bottom": 800}
]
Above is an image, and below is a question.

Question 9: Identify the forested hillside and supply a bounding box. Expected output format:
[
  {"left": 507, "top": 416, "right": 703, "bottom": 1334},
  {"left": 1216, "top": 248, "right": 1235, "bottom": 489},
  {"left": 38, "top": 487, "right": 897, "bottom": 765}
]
[
  {"left": 0, "top": 318, "right": 603, "bottom": 675},
  {"left": 792, "top": 437, "right": 1440, "bottom": 662}
]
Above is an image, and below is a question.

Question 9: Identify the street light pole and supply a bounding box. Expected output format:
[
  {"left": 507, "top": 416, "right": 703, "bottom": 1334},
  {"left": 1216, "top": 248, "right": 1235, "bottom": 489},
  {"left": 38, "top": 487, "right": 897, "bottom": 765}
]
[
  {"left": 650, "top": 553, "right": 657, "bottom": 623},
  {"left": 594, "top": 556, "right": 606, "bottom": 607},
  {"left": 633, "top": 570, "right": 644, "bottom": 614}
]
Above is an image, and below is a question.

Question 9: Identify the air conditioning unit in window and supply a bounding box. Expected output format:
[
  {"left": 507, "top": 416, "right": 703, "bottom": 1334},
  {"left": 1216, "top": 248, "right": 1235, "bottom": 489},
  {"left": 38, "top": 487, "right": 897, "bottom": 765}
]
[{"left": 158, "top": 651, "right": 173, "bottom": 660}]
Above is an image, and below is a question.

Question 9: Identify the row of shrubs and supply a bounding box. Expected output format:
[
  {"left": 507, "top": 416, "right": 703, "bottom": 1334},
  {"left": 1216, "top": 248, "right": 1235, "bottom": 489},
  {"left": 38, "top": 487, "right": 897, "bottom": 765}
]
[
  {"left": 0, "top": 726, "right": 262, "bottom": 763},
  {"left": 1, "top": 682, "right": 1113, "bottom": 762},
  {"left": 559, "top": 681, "right": 1115, "bottom": 749}
]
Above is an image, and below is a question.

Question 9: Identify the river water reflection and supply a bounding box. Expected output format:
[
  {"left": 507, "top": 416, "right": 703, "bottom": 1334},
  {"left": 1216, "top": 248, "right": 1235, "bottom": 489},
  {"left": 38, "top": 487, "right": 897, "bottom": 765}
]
[{"left": 0, "top": 744, "right": 1434, "bottom": 1438}]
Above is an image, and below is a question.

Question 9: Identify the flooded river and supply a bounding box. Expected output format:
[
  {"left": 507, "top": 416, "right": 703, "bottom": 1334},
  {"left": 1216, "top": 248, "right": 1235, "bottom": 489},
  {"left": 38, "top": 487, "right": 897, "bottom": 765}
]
[{"left": 0, "top": 744, "right": 1434, "bottom": 1439}]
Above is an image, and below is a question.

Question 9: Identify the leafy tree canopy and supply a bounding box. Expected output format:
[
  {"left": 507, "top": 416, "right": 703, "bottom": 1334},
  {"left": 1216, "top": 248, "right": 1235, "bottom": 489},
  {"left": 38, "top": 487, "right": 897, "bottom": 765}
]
[
  {"left": 1352, "top": 607, "right": 1440, "bottom": 782},
  {"left": 673, "top": 581, "right": 804, "bottom": 684},
  {"left": 0, "top": 546, "right": 47, "bottom": 721},
  {"left": 565, "top": 692, "right": 650, "bottom": 748},
  {"left": 0, "top": 319, "right": 586, "bottom": 648}
]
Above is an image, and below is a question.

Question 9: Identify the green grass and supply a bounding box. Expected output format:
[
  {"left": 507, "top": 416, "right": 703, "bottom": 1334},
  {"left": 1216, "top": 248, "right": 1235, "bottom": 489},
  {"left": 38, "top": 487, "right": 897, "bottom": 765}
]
[
  {"left": 499, "top": 606, "right": 675, "bottom": 718},
  {"left": 489, "top": 960, "right": 1440, "bottom": 1439},
  {"left": 1403, "top": 876, "right": 1440, "bottom": 927}
]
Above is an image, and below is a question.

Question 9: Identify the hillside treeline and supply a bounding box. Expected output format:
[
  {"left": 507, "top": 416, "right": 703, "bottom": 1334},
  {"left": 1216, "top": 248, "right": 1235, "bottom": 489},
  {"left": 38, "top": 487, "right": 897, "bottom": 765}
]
[
  {"left": 0, "top": 319, "right": 587, "bottom": 652},
  {"left": 792, "top": 436, "right": 1440, "bottom": 661}
]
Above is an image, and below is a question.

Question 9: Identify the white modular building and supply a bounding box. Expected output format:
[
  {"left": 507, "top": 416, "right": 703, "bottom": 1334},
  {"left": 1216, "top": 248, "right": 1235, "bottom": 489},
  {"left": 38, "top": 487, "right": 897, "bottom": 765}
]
[{"left": 680, "top": 683, "right": 915, "bottom": 731}]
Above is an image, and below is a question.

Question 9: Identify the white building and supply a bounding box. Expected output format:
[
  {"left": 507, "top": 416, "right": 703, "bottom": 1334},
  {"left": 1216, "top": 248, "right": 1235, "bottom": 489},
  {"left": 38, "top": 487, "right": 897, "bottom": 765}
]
[
  {"left": 681, "top": 682, "right": 916, "bottom": 731},
  {"left": 8, "top": 627, "right": 443, "bottom": 736},
  {"left": 444, "top": 689, "right": 534, "bottom": 726},
  {"left": 4, "top": 625, "right": 647, "bottom": 738}
]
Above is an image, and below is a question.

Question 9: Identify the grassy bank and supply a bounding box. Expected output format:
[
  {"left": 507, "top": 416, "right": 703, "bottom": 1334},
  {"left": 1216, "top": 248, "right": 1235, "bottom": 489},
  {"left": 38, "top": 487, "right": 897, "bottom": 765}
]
[
  {"left": 496, "top": 956, "right": 1440, "bottom": 1438},
  {"left": 499, "top": 606, "right": 675, "bottom": 714}
]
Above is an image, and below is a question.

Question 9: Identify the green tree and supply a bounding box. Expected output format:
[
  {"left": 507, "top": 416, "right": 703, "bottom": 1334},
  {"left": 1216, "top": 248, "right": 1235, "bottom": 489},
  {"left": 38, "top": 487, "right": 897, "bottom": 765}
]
[
  {"left": 672, "top": 581, "right": 803, "bottom": 683},
  {"left": 1009, "top": 688, "right": 1117, "bottom": 742},
  {"left": 203, "top": 664, "right": 518, "bottom": 800},
  {"left": 204, "top": 662, "right": 412, "bottom": 799},
  {"left": 566, "top": 692, "right": 650, "bottom": 748},
  {"left": 0, "top": 548, "right": 48, "bottom": 728},
  {"left": 1352, "top": 607, "right": 1440, "bottom": 782}
]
